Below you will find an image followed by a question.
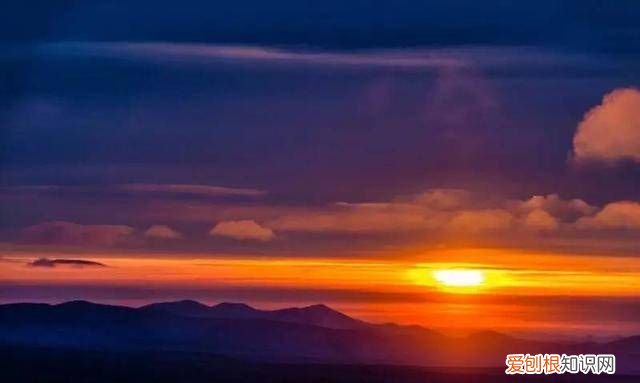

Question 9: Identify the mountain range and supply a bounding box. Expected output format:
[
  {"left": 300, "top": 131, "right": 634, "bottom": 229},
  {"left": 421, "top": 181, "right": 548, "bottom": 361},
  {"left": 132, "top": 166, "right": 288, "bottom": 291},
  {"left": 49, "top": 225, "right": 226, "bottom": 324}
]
[{"left": 1, "top": 300, "right": 638, "bottom": 374}]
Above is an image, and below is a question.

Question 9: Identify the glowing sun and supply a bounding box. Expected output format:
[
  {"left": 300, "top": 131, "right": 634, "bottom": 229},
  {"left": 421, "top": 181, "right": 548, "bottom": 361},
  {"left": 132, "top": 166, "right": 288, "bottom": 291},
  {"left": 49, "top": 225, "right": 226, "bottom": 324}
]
[{"left": 433, "top": 269, "right": 485, "bottom": 288}]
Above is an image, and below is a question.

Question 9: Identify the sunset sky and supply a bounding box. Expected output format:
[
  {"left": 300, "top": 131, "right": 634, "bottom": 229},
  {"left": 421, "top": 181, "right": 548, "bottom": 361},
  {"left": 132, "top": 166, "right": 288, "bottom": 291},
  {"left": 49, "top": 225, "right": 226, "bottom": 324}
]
[{"left": 2, "top": 1, "right": 640, "bottom": 339}]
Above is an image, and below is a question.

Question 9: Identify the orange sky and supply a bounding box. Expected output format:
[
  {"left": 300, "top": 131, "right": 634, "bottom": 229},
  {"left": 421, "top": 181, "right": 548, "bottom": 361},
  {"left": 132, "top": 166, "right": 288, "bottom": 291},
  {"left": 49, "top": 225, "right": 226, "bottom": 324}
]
[{"left": 3, "top": 247, "right": 640, "bottom": 338}]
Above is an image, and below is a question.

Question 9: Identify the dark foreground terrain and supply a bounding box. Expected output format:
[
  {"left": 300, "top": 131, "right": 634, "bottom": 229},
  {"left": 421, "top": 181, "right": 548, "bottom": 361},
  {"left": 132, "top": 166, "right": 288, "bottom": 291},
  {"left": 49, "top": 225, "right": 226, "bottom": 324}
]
[
  {"left": 1, "top": 345, "right": 636, "bottom": 383},
  {"left": 2, "top": 301, "right": 638, "bottom": 381}
]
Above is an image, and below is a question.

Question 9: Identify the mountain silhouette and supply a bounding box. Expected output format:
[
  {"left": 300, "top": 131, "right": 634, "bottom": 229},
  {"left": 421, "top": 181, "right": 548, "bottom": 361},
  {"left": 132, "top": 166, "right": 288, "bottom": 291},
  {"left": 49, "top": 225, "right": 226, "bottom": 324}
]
[
  {"left": 141, "top": 300, "right": 365, "bottom": 329},
  {"left": 141, "top": 299, "right": 215, "bottom": 316},
  {"left": 0, "top": 300, "right": 638, "bottom": 373}
]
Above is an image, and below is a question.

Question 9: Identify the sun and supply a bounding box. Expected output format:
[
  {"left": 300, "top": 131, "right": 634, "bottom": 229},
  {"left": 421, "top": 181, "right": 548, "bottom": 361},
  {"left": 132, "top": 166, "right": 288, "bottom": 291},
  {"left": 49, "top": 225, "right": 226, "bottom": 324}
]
[
  {"left": 407, "top": 264, "right": 497, "bottom": 293},
  {"left": 433, "top": 269, "right": 485, "bottom": 288}
]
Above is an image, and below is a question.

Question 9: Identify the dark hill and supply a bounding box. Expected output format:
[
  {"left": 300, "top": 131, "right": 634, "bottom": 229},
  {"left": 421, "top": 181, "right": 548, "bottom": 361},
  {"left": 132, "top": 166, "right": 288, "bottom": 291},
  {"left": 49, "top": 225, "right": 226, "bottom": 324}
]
[{"left": 1, "top": 301, "right": 638, "bottom": 373}]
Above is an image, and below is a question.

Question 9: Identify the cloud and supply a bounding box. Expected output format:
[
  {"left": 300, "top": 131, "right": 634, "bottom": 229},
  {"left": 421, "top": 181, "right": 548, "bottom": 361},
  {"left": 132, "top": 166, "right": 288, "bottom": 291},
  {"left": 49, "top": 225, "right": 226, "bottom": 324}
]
[
  {"left": 144, "top": 225, "right": 183, "bottom": 240},
  {"left": 515, "top": 194, "right": 596, "bottom": 220},
  {"left": 0, "top": 183, "right": 266, "bottom": 198},
  {"left": 43, "top": 42, "right": 465, "bottom": 70},
  {"left": 402, "top": 189, "right": 472, "bottom": 210},
  {"left": 522, "top": 209, "right": 559, "bottom": 231},
  {"left": 270, "top": 197, "right": 522, "bottom": 235},
  {"left": 270, "top": 202, "right": 434, "bottom": 233},
  {"left": 27, "top": 258, "right": 106, "bottom": 268},
  {"left": 22, "top": 221, "right": 134, "bottom": 247},
  {"left": 447, "top": 209, "right": 513, "bottom": 232},
  {"left": 120, "top": 183, "right": 266, "bottom": 198},
  {"left": 268, "top": 189, "right": 478, "bottom": 234},
  {"left": 210, "top": 220, "right": 275, "bottom": 241},
  {"left": 576, "top": 201, "right": 640, "bottom": 230},
  {"left": 268, "top": 190, "right": 585, "bottom": 235},
  {"left": 422, "top": 65, "right": 501, "bottom": 139},
  {"left": 573, "top": 88, "right": 640, "bottom": 163},
  {"left": 38, "top": 43, "right": 608, "bottom": 77}
]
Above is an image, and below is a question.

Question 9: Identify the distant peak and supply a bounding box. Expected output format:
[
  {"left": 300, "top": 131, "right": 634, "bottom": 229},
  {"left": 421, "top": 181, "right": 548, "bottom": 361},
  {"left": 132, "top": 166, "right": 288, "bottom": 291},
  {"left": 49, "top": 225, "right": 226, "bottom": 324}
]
[
  {"left": 269, "top": 303, "right": 363, "bottom": 329},
  {"left": 57, "top": 300, "right": 94, "bottom": 307},
  {"left": 175, "top": 299, "right": 207, "bottom": 306},
  {"left": 306, "top": 303, "right": 330, "bottom": 310},
  {"left": 146, "top": 299, "right": 208, "bottom": 308},
  {"left": 467, "top": 330, "right": 512, "bottom": 341},
  {"left": 54, "top": 301, "right": 127, "bottom": 311},
  {"left": 212, "top": 302, "right": 254, "bottom": 310},
  {"left": 303, "top": 304, "right": 349, "bottom": 315},
  {"left": 302, "top": 304, "right": 338, "bottom": 313},
  {"left": 139, "top": 300, "right": 211, "bottom": 316}
]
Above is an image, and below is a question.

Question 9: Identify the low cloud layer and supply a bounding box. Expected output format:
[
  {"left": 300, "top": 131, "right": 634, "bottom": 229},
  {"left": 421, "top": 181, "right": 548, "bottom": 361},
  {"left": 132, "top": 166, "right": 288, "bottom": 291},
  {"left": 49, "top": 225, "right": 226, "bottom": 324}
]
[
  {"left": 22, "top": 221, "right": 134, "bottom": 247},
  {"left": 270, "top": 202, "right": 429, "bottom": 233},
  {"left": 268, "top": 190, "right": 599, "bottom": 235},
  {"left": 9, "top": 188, "right": 640, "bottom": 252},
  {"left": 447, "top": 209, "right": 513, "bottom": 232},
  {"left": 573, "top": 88, "right": 640, "bottom": 163},
  {"left": 210, "top": 220, "right": 275, "bottom": 241},
  {"left": 27, "top": 258, "right": 106, "bottom": 268}
]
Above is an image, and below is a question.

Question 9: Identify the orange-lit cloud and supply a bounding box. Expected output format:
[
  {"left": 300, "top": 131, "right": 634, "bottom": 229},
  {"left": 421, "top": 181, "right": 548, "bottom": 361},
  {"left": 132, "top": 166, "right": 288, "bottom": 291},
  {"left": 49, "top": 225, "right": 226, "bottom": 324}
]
[
  {"left": 400, "top": 188, "right": 472, "bottom": 210},
  {"left": 573, "top": 87, "right": 640, "bottom": 163},
  {"left": 266, "top": 191, "right": 640, "bottom": 241},
  {"left": 576, "top": 201, "right": 640, "bottom": 230},
  {"left": 515, "top": 194, "right": 596, "bottom": 219},
  {"left": 269, "top": 191, "right": 604, "bottom": 235},
  {"left": 270, "top": 202, "right": 431, "bottom": 233},
  {"left": 7, "top": 187, "right": 640, "bottom": 253},
  {"left": 144, "top": 225, "right": 183, "bottom": 239},
  {"left": 270, "top": 190, "right": 510, "bottom": 234},
  {"left": 210, "top": 220, "right": 275, "bottom": 241},
  {"left": 522, "top": 209, "right": 559, "bottom": 231},
  {"left": 447, "top": 209, "right": 512, "bottom": 232}
]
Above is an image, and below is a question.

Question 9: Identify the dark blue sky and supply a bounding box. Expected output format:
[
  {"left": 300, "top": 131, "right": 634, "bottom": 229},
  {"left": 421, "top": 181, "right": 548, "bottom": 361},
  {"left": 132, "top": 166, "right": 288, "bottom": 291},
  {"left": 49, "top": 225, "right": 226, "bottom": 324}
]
[
  {"left": 3, "top": 1, "right": 640, "bottom": 51},
  {"left": 1, "top": 1, "right": 640, "bottom": 255}
]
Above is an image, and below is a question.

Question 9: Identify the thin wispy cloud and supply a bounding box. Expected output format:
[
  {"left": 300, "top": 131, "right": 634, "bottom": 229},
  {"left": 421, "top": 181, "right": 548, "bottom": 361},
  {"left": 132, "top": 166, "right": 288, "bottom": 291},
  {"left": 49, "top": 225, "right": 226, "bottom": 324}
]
[
  {"left": 120, "top": 183, "right": 266, "bottom": 198},
  {"left": 27, "top": 258, "right": 107, "bottom": 268},
  {"left": 34, "top": 42, "right": 613, "bottom": 75},
  {"left": 41, "top": 42, "right": 465, "bottom": 69},
  {"left": 0, "top": 183, "right": 266, "bottom": 198}
]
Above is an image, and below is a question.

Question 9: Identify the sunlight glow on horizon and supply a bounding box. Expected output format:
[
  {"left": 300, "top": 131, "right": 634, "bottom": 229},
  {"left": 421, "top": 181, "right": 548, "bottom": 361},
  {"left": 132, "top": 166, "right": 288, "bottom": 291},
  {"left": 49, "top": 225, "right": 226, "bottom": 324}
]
[
  {"left": 3, "top": 248, "right": 640, "bottom": 336},
  {"left": 433, "top": 269, "right": 485, "bottom": 288}
]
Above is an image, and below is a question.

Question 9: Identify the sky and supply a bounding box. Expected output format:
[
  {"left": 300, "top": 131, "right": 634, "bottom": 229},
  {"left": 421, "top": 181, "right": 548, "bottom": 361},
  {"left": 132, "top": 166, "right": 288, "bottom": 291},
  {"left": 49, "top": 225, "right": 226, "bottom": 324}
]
[{"left": 1, "top": 0, "right": 640, "bottom": 338}]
